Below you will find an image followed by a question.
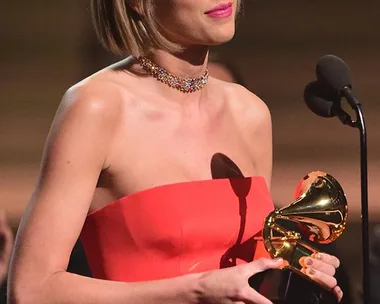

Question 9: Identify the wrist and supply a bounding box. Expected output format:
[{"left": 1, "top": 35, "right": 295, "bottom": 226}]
[{"left": 182, "top": 272, "right": 205, "bottom": 304}]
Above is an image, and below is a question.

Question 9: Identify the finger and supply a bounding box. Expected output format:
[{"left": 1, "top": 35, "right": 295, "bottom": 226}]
[
  {"left": 302, "top": 267, "right": 337, "bottom": 290},
  {"left": 300, "top": 257, "right": 336, "bottom": 276},
  {"left": 312, "top": 252, "right": 340, "bottom": 268},
  {"left": 333, "top": 285, "right": 344, "bottom": 303},
  {"left": 251, "top": 258, "right": 284, "bottom": 273}
]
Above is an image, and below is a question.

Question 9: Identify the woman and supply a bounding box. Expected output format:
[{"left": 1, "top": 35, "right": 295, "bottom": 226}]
[{"left": 8, "top": 1, "right": 343, "bottom": 303}]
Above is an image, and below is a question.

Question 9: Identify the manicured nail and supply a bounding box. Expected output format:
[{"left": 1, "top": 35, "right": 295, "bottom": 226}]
[
  {"left": 305, "top": 258, "right": 313, "bottom": 266},
  {"left": 308, "top": 268, "right": 316, "bottom": 275},
  {"left": 315, "top": 253, "right": 323, "bottom": 260}
]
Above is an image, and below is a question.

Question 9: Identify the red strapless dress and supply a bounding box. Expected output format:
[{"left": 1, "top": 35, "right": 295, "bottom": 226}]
[{"left": 80, "top": 176, "right": 274, "bottom": 282}]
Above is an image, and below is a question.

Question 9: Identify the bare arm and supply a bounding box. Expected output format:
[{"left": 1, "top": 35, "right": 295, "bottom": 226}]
[{"left": 7, "top": 84, "right": 201, "bottom": 304}]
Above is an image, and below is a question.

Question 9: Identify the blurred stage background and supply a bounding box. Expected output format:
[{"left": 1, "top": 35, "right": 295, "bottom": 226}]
[{"left": 1, "top": 1, "right": 380, "bottom": 303}]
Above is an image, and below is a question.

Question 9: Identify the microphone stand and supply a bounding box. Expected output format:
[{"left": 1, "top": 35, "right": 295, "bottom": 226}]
[
  {"left": 340, "top": 89, "right": 370, "bottom": 304},
  {"left": 356, "top": 105, "right": 370, "bottom": 304}
]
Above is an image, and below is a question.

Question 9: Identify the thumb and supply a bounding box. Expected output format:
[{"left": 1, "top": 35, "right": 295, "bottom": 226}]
[{"left": 251, "top": 258, "right": 284, "bottom": 273}]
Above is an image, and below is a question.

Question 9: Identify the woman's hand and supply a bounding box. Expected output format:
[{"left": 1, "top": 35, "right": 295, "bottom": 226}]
[
  {"left": 197, "top": 258, "right": 283, "bottom": 304},
  {"left": 300, "top": 252, "right": 343, "bottom": 302}
]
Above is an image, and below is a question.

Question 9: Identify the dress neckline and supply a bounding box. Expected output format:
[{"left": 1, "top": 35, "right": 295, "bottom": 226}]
[{"left": 88, "top": 175, "right": 266, "bottom": 218}]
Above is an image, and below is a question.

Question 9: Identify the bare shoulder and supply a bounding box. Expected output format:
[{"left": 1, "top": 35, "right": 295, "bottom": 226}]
[
  {"left": 210, "top": 79, "right": 273, "bottom": 186},
  {"left": 211, "top": 78, "right": 271, "bottom": 126},
  {"left": 60, "top": 70, "right": 127, "bottom": 125},
  {"left": 45, "top": 69, "right": 132, "bottom": 170}
]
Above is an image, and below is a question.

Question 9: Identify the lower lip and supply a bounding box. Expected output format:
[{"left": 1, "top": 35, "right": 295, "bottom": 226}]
[{"left": 206, "top": 5, "right": 233, "bottom": 19}]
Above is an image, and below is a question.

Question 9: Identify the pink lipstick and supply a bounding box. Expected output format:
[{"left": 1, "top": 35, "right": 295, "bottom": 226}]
[{"left": 205, "top": 2, "right": 233, "bottom": 19}]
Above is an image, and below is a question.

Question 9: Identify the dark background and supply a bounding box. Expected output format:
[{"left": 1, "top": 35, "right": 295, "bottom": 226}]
[{"left": 1, "top": 1, "right": 380, "bottom": 303}]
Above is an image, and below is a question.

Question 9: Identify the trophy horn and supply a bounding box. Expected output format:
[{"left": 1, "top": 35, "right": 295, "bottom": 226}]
[{"left": 263, "top": 172, "right": 348, "bottom": 268}]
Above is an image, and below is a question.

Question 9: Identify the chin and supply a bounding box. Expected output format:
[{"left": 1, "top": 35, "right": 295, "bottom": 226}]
[{"left": 208, "top": 30, "right": 236, "bottom": 45}]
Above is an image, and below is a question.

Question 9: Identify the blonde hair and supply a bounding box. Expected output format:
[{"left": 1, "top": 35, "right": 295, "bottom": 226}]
[{"left": 90, "top": 0, "right": 242, "bottom": 57}]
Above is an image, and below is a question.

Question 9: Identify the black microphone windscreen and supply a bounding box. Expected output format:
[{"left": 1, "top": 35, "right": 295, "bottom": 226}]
[
  {"left": 303, "top": 81, "right": 341, "bottom": 118},
  {"left": 316, "top": 55, "right": 352, "bottom": 93}
]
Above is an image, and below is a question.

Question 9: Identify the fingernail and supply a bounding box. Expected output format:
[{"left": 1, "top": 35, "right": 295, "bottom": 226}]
[
  {"left": 308, "top": 268, "right": 316, "bottom": 275},
  {"left": 275, "top": 258, "right": 283, "bottom": 263},
  {"left": 315, "top": 253, "right": 323, "bottom": 260},
  {"left": 305, "top": 258, "right": 313, "bottom": 266}
]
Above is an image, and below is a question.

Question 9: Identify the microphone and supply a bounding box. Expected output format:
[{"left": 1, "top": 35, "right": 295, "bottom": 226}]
[
  {"left": 303, "top": 80, "right": 340, "bottom": 118},
  {"left": 303, "top": 81, "right": 355, "bottom": 127},
  {"left": 305, "top": 55, "right": 370, "bottom": 304},
  {"left": 316, "top": 54, "right": 360, "bottom": 109}
]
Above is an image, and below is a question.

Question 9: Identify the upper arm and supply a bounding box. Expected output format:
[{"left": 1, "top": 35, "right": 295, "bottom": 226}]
[{"left": 10, "top": 83, "right": 121, "bottom": 288}]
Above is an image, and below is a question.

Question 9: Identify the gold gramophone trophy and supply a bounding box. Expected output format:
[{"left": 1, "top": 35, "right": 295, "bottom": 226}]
[{"left": 249, "top": 171, "right": 348, "bottom": 304}]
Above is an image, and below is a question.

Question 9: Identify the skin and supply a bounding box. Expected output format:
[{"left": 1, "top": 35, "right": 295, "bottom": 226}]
[
  {"left": 0, "top": 212, "right": 13, "bottom": 286},
  {"left": 208, "top": 61, "right": 238, "bottom": 83},
  {"left": 8, "top": 1, "right": 343, "bottom": 303}
]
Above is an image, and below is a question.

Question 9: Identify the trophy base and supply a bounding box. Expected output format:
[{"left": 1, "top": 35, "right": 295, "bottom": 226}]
[{"left": 248, "top": 268, "right": 337, "bottom": 304}]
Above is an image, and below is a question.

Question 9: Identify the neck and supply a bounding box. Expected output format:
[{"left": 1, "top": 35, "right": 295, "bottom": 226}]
[{"left": 148, "top": 46, "right": 209, "bottom": 79}]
